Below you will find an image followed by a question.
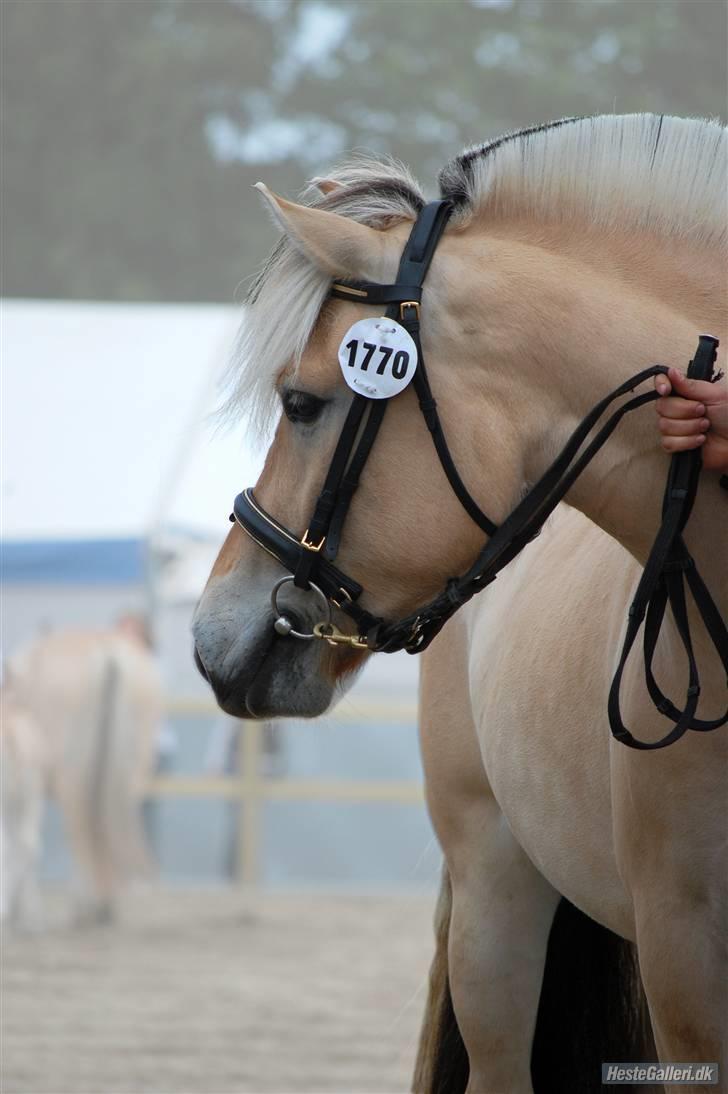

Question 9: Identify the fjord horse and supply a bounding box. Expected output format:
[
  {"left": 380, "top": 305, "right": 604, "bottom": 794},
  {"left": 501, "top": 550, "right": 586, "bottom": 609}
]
[
  {"left": 2, "top": 623, "right": 162, "bottom": 926},
  {"left": 193, "top": 115, "right": 727, "bottom": 1091}
]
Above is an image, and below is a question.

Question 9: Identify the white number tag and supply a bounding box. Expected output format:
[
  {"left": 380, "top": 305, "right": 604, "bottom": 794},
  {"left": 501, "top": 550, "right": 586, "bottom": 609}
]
[{"left": 337, "top": 317, "right": 418, "bottom": 399}]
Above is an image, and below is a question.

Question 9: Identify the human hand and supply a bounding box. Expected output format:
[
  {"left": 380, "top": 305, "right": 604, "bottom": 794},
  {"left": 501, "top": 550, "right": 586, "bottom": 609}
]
[{"left": 654, "top": 367, "right": 728, "bottom": 473}]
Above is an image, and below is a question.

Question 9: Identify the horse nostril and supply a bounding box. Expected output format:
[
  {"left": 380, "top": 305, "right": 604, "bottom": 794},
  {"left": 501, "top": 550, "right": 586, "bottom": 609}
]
[{"left": 194, "top": 645, "right": 211, "bottom": 683}]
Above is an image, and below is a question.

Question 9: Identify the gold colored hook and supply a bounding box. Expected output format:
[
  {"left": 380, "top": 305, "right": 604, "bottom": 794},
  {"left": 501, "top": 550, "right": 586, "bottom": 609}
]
[{"left": 313, "top": 622, "right": 369, "bottom": 650}]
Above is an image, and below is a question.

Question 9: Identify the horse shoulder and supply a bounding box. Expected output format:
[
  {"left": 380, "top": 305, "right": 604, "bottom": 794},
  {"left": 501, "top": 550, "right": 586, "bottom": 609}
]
[{"left": 466, "top": 505, "right": 639, "bottom": 936}]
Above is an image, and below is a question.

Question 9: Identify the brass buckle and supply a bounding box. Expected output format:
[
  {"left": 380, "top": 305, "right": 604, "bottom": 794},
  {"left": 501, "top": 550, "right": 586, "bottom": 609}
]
[
  {"left": 301, "top": 528, "right": 325, "bottom": 552},
  {"left": 399, "top": 300, "right": 420, "bottom": 321},
  {"left": 330, "top": 587, "right": 352, "bottom": 610}
]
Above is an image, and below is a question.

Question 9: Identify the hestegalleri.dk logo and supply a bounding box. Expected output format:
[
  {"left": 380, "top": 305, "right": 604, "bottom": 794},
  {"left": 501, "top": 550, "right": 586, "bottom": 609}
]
[{"left": 602, "top": 1062, "right": 719, "bottom": 1085}]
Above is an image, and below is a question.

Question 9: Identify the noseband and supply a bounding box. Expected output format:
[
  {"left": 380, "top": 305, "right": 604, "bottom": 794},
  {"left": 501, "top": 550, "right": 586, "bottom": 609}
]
[{"left": 231, "top": 199, "right": 728, "bottom": 750}]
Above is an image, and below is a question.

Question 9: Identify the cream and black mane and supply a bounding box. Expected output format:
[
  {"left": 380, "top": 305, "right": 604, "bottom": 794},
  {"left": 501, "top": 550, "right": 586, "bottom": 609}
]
[{"left": 229, "top": 113, "right": 726, "bottom": 433}]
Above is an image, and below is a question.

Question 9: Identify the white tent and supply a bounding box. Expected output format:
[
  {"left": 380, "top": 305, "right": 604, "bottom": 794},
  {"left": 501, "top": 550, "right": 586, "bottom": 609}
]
[
  {"left": 2, "top": 301, "right": 423, "bottom": 889},
  {"left": 1, "top": 298, "right": 417, "bottom": 696},
  {"left": 2, "top": 298, "right": 262, "bottom": 544},
  {"left": 2, "top": 299, "right": 264, "bottom": 663}
]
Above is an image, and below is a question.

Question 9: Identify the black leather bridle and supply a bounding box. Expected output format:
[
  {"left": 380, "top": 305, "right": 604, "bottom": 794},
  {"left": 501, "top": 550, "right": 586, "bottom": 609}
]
[{"left": 231, "top": 199, "right": 728, "bottom": 750}]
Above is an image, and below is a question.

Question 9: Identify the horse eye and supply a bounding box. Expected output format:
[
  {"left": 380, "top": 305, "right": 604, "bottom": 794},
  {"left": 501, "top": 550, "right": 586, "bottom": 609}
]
[{"left": 282, "top": 390, "right": 327, "bottom": 424}]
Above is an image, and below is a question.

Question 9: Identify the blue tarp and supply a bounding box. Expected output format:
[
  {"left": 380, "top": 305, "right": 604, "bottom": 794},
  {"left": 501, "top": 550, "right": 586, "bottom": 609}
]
[{"left": 1, "top": 538, "right": 146, "bottom": 585}]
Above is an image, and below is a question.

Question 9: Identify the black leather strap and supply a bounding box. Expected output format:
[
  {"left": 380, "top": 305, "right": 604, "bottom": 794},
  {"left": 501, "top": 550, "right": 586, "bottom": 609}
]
[
  {"left": 288, "top": 200, "right": 456, "bottom": 586},
  {"left": 232, "top": 201, "right": 455, "bottom": 631},
  {"left": 330, "top": 282, "right": 423, "bottom": 306},
  {"left": 293, "top": 394, "right": 368, "bottom": 587},
  {"left": 331, "top": 202, "right": 498, "bottom": 539},
  {"left": 395, "top": 199, "right": 452, "bottom": 278},
  {"left": 324, "top": 399, "right": 388, "bottom": 560},
  {"left": 607, "top": 334, "right": 728, "bottom": 749},
  {"left": 366, "top": 365, "right": 674, "bottom": 653},
  {"left": 231, "top": 489, "right": 365, "bottom": 605},
  {"left": 410, "top": 332, "right": 498, "bottom": 537},
  {"left": 328, "top": 201, "right": 451, "bottom": 309}
]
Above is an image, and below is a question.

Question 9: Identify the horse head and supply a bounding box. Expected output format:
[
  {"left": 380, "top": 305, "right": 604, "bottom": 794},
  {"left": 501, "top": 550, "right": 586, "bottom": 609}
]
[
  {"left": 192, "top": 180, "right": 527, "bottom": 717},
  {"left": 193, "top": 116, "right": 727, "bottom": 722}
]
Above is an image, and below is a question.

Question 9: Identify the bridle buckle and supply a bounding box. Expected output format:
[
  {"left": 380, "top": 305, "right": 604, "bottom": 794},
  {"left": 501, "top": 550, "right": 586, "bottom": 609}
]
[
  {"left": 301, "top": 528, "right": 326, "bottom": 552},
  {"left": 330, "top": 587, "right": 352, "bottom": 610},
  {"left": 399, "top": 300, "right": 420, "bottom": 321}
]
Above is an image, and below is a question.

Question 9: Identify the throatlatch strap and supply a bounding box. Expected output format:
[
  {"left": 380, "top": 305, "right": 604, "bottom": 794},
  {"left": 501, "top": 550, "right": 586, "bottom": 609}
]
[
  {"left": 412, "top": 355, "right": 498, "bottom": 536},
  {"left": 367, "top": 370, "right": 672, "bottom": 653}
]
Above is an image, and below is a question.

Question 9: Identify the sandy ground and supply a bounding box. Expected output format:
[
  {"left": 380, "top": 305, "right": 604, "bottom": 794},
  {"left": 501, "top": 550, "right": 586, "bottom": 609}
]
[{"left": 2, "top": 886, "right": 436, "bottom": 1094}]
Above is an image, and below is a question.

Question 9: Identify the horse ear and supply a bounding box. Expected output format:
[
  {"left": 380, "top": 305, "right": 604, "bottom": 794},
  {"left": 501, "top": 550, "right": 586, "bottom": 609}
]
[
  {"left": 254, "top": 182, "right": 393, "bottom": 280},
  {"left": 310, "top": 177, "right": 341, "bottom": 195}
]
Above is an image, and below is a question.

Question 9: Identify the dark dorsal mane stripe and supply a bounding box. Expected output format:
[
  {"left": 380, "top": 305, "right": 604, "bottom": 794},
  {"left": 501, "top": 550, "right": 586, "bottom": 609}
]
[{"left": 439, "top": 116, "right": 584, "bottom": 207}]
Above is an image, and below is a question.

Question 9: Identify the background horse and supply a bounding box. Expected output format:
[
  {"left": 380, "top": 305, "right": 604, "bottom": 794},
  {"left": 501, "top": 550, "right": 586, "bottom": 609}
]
[
  {"left": 1, "top": 622, "right": 162, "bottom": 926},
  {"left": 1, "top": 689, "right": 48, "bottom": 927},
  {"left": 193, "top": 114, "right": 727, "bottom": 1091}
]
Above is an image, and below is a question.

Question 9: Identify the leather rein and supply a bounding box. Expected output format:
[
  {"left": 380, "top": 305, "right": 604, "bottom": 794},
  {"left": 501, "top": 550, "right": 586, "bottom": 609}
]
[{"left": 231, "top": 199, "right": 728, "bottom": 750}]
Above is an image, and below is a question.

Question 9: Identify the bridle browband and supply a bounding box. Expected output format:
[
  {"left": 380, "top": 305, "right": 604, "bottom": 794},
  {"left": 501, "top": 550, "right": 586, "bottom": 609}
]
[{"left": 231, "top": 199, "right": 728, "bottom": 750}]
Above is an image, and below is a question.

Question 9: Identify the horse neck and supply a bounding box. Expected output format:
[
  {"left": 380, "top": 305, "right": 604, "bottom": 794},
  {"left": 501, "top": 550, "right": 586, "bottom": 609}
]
[{"left": 477, "top": 222, "right": 726, "bottom": 613}]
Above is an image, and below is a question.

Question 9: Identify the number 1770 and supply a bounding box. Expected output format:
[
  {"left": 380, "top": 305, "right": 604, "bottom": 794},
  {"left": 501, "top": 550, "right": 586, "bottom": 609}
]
[{"left": 345, "top": 339, "right": 410, "bottom": 379}]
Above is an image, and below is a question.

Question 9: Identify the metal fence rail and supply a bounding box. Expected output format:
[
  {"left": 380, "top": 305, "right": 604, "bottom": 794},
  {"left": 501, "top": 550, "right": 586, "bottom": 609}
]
[{"left": 146, "top": 697, "right": 422, "bottom": 884}]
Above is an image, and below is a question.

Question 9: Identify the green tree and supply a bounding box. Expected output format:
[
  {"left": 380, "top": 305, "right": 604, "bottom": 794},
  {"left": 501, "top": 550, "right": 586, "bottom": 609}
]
[{"left": 2, "top": 0, "right": 725, "bottom": 302}]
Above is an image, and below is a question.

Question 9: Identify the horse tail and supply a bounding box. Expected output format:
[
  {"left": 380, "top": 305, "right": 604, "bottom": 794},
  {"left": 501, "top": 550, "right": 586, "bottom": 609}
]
[
  {"left": 87, "top": 650, "right": 152, "bottom": 884},
  {"left": 412, "top": 880, "right": 654, "bottom": 1094},
  {"left": 530, "top": 898, "right": 655, "bottom": 1093},
  {"left": 412, "top": 867, "right": 469, "bottom": 1094}
]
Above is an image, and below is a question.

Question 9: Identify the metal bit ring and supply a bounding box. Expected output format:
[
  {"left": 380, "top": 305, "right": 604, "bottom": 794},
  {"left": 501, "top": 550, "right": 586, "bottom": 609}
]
[{"left": 271, "top": 576, "right": 331, "bottom": 640}]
